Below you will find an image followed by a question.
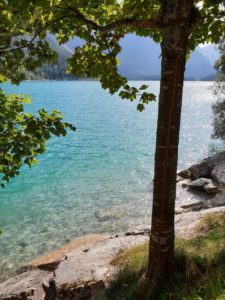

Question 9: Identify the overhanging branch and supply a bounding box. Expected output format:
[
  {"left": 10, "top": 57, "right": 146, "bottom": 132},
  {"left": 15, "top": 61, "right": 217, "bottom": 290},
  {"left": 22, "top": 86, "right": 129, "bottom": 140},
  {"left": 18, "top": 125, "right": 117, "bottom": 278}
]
[{"left": 54, "top": 4, "right": 161, "bottom": 31}]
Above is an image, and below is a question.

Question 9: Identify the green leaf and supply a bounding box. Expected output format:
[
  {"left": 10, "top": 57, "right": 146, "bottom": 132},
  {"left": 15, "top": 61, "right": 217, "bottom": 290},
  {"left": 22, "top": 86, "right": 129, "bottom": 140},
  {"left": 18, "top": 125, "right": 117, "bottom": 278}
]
[
  {"left": 137, "top": 103, "right": 145, "bottom": 112},
  {"left": 139, "top": 84, "right": 149, "bottom": 90}
]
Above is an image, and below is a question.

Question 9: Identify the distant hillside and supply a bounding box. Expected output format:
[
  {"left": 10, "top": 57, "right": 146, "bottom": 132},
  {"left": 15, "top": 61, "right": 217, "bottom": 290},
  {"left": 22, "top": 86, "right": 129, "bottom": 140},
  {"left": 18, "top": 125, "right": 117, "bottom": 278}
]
[
  {"left": 117, "top": 34, "right": 218, "bottom": 80},
  {"left": 26, "top": 35, "right": 75, "bottom": 80},
  {"left": 198, "top": 44, "right": 218, "bottom": 66},
  {"left": 118, "top": 35, "right": 161, "bottom": 79},
  {"left": 185, "top": 49, "right": 216, "bottom": 79},
  {"left": 66, "top": 34, "right": 218, "bottom": 80},
  {"left": 28, "top": 34, "right": 218, "bottom": 80}
]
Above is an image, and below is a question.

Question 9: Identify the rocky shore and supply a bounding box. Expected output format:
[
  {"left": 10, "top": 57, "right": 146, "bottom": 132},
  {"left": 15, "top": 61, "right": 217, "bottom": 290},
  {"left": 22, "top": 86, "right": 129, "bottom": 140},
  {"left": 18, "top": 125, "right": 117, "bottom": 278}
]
[
  {"left": 176, "top": 150, "right": 225, "bottom": 212},
  {"left": 0, "top": 152, "right": 225, "bottom": 300}
]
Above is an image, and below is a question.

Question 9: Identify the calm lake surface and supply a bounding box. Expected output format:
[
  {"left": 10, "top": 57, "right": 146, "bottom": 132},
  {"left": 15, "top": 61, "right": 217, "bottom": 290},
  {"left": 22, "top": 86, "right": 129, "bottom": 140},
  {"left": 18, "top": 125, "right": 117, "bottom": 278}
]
[{"left": 0, "top": 81, "right": 221, "bottom": 281}]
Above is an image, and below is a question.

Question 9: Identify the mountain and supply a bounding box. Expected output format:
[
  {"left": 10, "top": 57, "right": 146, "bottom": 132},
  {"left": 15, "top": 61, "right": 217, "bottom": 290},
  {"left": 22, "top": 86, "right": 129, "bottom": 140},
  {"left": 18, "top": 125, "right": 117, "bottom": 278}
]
[
  {"left": 117, "top": 34, "right": 218, "bottom": 80},
  {"left": 28, "top": 34, "right": 219, "bottom": 80},
  {"left": 185, "top": 48, "right": 216, "bottom": 80},
  {"left": 118, "top": 35, "right": 161, "bottom": 79},
  {"left": 65, "top": 34, "right": 218, "bottom": 80},
  {"left": 26, "top": 35, "right": 75, "bottom": 80},
  {"left": 197, "top": 44, "right": 219, "bottom": 66}
]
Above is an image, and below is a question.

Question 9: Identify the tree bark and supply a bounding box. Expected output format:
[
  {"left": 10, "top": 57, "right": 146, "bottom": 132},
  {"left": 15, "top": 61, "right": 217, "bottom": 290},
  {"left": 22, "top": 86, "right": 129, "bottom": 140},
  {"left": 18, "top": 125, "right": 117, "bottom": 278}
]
[{"left": 146, "top": 0, "right": 194, "bottom": 297}]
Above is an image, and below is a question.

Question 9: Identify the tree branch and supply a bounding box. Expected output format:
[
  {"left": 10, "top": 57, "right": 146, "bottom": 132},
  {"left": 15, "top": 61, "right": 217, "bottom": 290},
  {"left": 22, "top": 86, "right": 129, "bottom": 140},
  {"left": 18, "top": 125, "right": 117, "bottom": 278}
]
[
  {"left": 54, "top": 4, "right": 161, "bottom": 31},
  {"left": 0, "top": 6, "right": 160, "bottom": 55}
]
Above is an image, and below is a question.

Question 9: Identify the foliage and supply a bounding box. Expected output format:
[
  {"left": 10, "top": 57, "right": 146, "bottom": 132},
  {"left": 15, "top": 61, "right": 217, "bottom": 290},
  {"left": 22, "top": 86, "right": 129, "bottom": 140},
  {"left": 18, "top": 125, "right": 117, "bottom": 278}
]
[
  {"left": 0, "top": 89, "right": 76, "bottom": 187},
  {"left": 215, "top": 41, "right": 225, "bottom": 76},
  {"left": 0, "top": 3, "right": 78, "bottom": 187},
  {"left": 107, "top": 212, "right": 225, "bottom": 300},
  {"left": 212, "top": 39, "right": 225, "bottom": 141},
  {"left": 0, "top": 1, "right": 58, "bottom": 84},
  {"left": 29, "top": 35, "right": 76, "bottom": 80},
  {"left": 49, "top": 0, "right": 224, "bottom": 110},
  {"left": 212, "top": 82, "right": 225, "bottom": 140},
  {"left": 1, "top": 0, "right": 225, "bottom": 293},
  {"left": 1, "top": 1, "right": 224, "bottom": 109}
]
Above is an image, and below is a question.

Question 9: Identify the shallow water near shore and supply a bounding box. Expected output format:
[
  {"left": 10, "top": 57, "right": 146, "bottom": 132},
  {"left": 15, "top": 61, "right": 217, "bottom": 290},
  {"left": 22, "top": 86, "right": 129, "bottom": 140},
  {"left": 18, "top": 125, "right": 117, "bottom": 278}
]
[{"left": 0, "top": 81, "right": 222, "bottom": 281}]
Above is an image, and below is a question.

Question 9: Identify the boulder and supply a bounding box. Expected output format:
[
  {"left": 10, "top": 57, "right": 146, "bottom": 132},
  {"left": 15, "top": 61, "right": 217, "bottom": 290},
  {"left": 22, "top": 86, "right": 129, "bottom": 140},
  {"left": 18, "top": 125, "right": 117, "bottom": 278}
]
[
  {"left": 204, "top": 182, "right": 219, "bottom": 194},
  {"left": 177, "top": 169, "right": 192, "bottom": 179},
  {"left": 54, "top": 234, "right": 148, "bottom": 286},
  {"left": 211, "top": 164, "right": 225, "bottom": 186},
  {"left": 185, "top": 178, "right": 218, "bottom": 194},
  {"left": 0, "top": 270, "right": 53, "bottom": 300},
  {"left": 0, "top": 233, "right": 149, "bottom": 300},
  {"left": 189, "top": 161, "right": 213, "bottom": 179},
  {"left": 179, "top": 151, "right": 225, "bottom": 186}
]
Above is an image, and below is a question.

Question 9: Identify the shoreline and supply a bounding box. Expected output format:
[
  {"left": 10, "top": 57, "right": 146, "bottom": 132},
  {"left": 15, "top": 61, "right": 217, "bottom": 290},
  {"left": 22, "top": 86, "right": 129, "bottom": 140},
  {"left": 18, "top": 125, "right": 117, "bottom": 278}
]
[
  {"left": 29, "top": 149, "right": 225, "bottom": 271},
  {"left": 0, "top": 151, "right": 225, "bottom": 298},
  {"left": 0, "top": 205, "right": 225, "bottom": 300},
  {"left": 27, "top": 205, "right": 225, "bottom": 270}
]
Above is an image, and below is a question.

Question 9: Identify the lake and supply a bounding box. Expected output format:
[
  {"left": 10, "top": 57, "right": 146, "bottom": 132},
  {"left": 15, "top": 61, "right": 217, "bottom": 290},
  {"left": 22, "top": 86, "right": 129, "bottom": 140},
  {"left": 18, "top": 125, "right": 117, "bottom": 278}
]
[{"left": 0, "top": 80, "right": 221, "bottom": 281}]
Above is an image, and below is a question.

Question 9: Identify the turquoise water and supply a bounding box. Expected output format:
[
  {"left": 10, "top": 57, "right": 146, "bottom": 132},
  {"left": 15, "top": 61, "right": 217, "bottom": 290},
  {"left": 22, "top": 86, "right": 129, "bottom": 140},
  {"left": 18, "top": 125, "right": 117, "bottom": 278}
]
[{"left": 0, "top": 81, "right": 220, "bottom": 281}]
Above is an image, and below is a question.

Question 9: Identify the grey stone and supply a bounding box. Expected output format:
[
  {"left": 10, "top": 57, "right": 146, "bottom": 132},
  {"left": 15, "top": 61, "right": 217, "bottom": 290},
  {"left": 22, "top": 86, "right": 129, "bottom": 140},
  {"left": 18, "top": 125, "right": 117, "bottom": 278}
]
[
  {"left": 54, "top": 234, "right": 148, "bottom": 290},
  {"left": 189, "top": 161, "right": 213, "bottom": 179},
  {"left": 176, "top": 180, "right": 212, "bottom": 211},
  {"left": 186, "top": 178, "right": 212, "bottom": 189},
  {"left": 177, "top": 175, "right": 185, "bottom": 182},
  {"left": 179, "top": 151, "right": 225, "bottom": 186},
  {"left": 211, "top": 164, "right": 225, "bottom": 186},
  {"left": 0, "top": 270, "right": 53, "bottom": 300},
  {"left": 177, "top": 169, "right": 192, "bottom": 179},
  {"left": 175, "top": 206, "right": 225, "bottom": 238},
  {"left": 180, "top": 201, "right": 203, "bottom": 209},
  {"left": 204, "top": 182, "right": 219, "bottom": 194},
  {"left": 185, "top": 178, "right": 218, "bottom": 193},
  {"left": 205, "top": 192, "right": 225, "bottom": 208}
]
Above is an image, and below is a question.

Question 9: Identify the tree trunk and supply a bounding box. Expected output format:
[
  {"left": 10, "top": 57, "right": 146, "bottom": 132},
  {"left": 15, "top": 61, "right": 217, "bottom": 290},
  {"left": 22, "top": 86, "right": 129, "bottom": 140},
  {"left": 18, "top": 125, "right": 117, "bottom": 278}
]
[{"left": 146, "top": 0, "right": 194, "bottom": 297}]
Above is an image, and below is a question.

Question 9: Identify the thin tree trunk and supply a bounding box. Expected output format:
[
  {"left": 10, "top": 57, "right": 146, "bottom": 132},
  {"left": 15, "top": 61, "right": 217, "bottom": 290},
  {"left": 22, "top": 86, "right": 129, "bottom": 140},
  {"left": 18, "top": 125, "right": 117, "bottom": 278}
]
[{"left": 146, "top": 0, "right": 194, "bottom": 297}]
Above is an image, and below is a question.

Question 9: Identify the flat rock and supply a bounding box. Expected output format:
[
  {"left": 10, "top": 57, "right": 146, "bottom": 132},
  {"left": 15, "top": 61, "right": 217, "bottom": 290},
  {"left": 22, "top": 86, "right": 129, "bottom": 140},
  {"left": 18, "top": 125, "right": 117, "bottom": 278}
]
[
  {"left": 54, "top": 234, "right": 148, "bottom": 290},
  {"left": 180, "top": 201, "right": 203, "bottom": 210},
  {"left": 185, "top": 178, "right": 218, "bottom": 194},
  {"left": 0, "top": 270, "right": 53, "bottom": 300},
  {"left": 185, "top": 178, "right": 211, "bottom": 189},
  {"left": 30, "top": 234, "right": 107, "bottom": 268},
  {"left": 176, "top": 180, "right": 212, "bottom": 210},
  {"left": 175, "top": 206, "right": 225, "bottom": 238},
  {"left": 176, "top": 179, "right": 225, "bottom": 212}
]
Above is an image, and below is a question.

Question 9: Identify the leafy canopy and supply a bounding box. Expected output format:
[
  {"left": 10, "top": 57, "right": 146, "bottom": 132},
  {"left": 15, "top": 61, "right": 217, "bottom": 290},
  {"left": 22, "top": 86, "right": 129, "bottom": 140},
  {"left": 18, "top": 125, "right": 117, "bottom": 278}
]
[
  {"left": 0, "top": 1, "right": 77, "bottom": 187},
  {"left": 0, "top": 90, "right": 76, "bottom": 187},
  {"left": 1, "top": 1, "right": 225, "bottom": 109}
]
